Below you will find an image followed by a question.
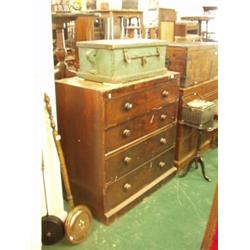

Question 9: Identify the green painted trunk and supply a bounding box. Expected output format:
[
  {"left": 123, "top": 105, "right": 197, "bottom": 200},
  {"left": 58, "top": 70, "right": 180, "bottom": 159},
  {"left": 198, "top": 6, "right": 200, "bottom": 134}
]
[{"left": 77, "top": 39, "right": 168, "bottom": 83}]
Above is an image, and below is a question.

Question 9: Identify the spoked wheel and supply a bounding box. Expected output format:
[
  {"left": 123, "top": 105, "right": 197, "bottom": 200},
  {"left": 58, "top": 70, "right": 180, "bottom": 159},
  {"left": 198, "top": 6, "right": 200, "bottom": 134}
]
[
  {"left": 42, "top": 215, "right": 65, "bottom": 245},
  {"left": 64, "top": 205, "right": 92, "bottom": 244}
]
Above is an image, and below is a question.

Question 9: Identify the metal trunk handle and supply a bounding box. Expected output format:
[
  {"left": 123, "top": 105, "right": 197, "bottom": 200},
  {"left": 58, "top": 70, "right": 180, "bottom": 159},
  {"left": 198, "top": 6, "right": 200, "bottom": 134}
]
[
  {"left": 123, "top": 47, "right": 160, "bottom": 66},
  {"left": 86, "top": 49, "right": 97, "bottom": 65}
]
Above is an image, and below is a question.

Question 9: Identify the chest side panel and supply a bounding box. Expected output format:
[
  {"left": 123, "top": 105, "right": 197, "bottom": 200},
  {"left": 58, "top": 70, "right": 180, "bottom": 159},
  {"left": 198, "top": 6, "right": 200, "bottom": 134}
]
[
  {"left": 55, "top": 81, "right": 106, "bottom": 217},
  {"left": 186, "top": 47, "right": 218, "bottom": 85}
]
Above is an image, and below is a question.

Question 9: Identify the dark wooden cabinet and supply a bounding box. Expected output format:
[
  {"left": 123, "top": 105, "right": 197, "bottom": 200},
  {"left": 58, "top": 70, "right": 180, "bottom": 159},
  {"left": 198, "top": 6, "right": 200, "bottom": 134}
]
[
  {"left": 174, "top": 77, "right": 218, "bottom": 170},
  {"left": 55, "top": 72, "right": 180, "bottom": 224}
]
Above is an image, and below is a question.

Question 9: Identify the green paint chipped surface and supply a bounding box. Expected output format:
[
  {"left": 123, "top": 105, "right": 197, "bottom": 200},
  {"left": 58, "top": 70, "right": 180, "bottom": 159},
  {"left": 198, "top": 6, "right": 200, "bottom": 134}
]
[{"left": 42, "top": 148, "right": 218, "bottom": 250}]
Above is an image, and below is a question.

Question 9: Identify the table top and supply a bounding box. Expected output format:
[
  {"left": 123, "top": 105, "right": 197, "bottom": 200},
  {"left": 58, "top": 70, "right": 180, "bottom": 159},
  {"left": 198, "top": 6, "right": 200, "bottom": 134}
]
[
  {"left": 203, "top": 6, "right": 218, "bottom": 12},
  {"left": 52, "top": 12, "right": 97, "bottom": 23},
  {"left": 89, "top": 9, "right": 143, "bottom": 15},
  {"left": 181, "top": 16, "right": 214, "bottom": 21}
]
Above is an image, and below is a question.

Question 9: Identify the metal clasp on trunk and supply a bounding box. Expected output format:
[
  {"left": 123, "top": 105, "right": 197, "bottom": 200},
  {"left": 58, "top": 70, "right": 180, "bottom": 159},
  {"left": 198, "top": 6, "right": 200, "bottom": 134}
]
[{"left": 123, "top": 48, "right": 160, "bottom": 66}]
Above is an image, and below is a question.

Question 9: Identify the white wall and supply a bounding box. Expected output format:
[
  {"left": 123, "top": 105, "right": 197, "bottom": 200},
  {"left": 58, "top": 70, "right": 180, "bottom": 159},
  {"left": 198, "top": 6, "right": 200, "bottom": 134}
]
[
  {"left": 159, "top": 0, "right": 201, "bottom": 19},
  {"left": 38, "top": 0, "right": 68, "bottom": 227},
  {"left": 33, "top": 0, "right": 67, "bottom": 248}
]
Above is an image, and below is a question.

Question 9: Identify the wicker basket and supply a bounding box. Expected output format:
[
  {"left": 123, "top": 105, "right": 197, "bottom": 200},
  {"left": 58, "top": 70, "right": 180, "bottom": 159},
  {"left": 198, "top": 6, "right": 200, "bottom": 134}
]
[{"left": 181, "top": 93, "right": 215, "bottom": 126}]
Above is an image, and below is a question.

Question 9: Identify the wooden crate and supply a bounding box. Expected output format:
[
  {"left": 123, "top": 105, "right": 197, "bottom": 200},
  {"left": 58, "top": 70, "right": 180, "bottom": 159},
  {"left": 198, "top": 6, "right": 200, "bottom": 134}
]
[{"left": 166, "top": 42, "right": 218, "bottom": 87}]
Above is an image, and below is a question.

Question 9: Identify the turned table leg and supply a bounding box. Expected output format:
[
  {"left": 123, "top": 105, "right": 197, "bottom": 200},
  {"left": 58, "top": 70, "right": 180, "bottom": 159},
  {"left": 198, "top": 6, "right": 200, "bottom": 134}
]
[
  {"left": 179, "top": 129, "right": 211, "bottom": 182},
  {"left": 54, "top": 23, "right": 76, "bottom": 79}
]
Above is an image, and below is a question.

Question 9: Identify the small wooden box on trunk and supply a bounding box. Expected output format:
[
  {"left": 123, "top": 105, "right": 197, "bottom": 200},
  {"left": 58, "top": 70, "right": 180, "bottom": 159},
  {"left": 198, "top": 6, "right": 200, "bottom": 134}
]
[
  {"left": 166, "top": 42, "right": 218, "bottom": 88},
  {"left": 77, "top": 39, "right": 168, "bottom": 83}
]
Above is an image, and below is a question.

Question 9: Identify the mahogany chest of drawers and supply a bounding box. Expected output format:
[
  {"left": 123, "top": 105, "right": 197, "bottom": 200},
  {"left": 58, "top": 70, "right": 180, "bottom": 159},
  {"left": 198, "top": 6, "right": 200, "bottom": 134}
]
[{"left": 55, "top": 72, "right": 180, "bottom": 224}]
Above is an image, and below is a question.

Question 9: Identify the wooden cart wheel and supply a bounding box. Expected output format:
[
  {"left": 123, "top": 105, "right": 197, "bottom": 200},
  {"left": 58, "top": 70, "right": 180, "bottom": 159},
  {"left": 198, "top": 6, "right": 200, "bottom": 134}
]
[
  {"left": 64, "top": 205, "right": 92, "bottom": 244},
  {"left": 42, "top": 215, "right": 65, "bottom": 245}
]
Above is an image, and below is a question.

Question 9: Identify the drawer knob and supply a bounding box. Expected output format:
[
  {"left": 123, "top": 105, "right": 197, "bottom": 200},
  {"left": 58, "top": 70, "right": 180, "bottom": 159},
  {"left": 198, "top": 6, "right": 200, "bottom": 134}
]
[
  {"left": 160, "top": 114, "right": 167, "bottom": 121},
  {"left": 158, "top": 161, "right": 166, "bottom": 168},
  {"left": 122, "top": 129, "right": 131, "bottom": 137},
  {"left": 161, "top": 90, "right": 169, "bottom": 98},
  {"left": 124, "top": 102, "right": 133, "bottom": 111},
  {"left": 123, "top": 156, "right": 132, "bottom": 164},
  {"left": 160, "top": 138, "right": 167, "bottom": 145},
  {"left": 123, "top": 183, "right": 132, "bottom": 191}
]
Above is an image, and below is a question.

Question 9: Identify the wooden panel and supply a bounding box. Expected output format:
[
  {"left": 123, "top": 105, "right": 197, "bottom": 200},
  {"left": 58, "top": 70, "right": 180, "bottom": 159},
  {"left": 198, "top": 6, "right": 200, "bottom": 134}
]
[
  {"left": 105, "top": 147, "right": 175, "bottom": 210},
  {"left": 105, "top": 103, "right": 178, "bottom": 152},
  {"left": 179, "top": 77, "right": 218, "bottom": 99},
  {"left": 105, "top": 79, "right": 179, "bottom": 128},
  {"left": 175, "top": 132, "right": 211, "bottom": 161},
  {"left": 158, "top": 8, "right": 176, "bottom": 22},
  {"left": 55, "top": 82, "right": 106, "bottom": 218},
  {"left": 105, "top": 125, "right": 176, "bottom": 184},
  {"left": 174, "top": 22, "right": 199, "bottom": 37},
  {"left": 174, "top": 23, "right": 187, "bottom": 37},
  {"left": 166, "top": 47, "right": 187, "bottom": 83},
  {"left": 177, "top": 123, "right": 196, "bottom": 140},
  {"left": 186, "top": 47, "right": 218, "bottom": 86},
  {"left": 166, "top": 44, "right": 218, "bottom": 87},
  {"left": 159, "top": 21, "right": 175, "bottom": 42},
  {"left": 74, "top": 16, "right": 96, "bottom": 66}
]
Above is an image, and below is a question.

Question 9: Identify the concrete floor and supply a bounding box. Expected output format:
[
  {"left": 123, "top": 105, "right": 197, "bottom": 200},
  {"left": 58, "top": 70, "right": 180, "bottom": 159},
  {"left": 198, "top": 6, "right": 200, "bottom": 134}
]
[{"left": 42, "top": 148, "right": 218, "bottom": 250}]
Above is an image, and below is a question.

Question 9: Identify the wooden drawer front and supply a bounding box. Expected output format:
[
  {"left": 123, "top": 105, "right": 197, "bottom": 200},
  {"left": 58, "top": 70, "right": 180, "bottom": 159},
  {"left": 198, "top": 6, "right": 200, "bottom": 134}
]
[
  {"left": 105, "top": 148, "right": 175, "bottom": 210},
  {"left": 105, "top": 80, "right": 179, "bottom": 128},
  {"left": 105, "top": 102, "right": 178, "bottom": 153},
  {"left": 179, "top": 77, "right": 218, "bottom": 100},
  {"left": 105, "top": 125, "right": 176, "bottom": 184}
]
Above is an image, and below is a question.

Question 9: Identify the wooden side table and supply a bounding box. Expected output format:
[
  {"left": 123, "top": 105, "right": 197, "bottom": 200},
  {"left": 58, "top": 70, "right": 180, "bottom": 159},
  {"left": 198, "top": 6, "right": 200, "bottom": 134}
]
[
  {"left": 178, "top": 120, "right": 217, "bottom": 182},
  {"left": 52, "top": 12, "right": 97, "bottom": 79},
  {"left": 181, "top": 16, "right": 214, "bottom": 41},
  {"left": 89, "top": 9, "right": 144, "bottom": 39}
]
